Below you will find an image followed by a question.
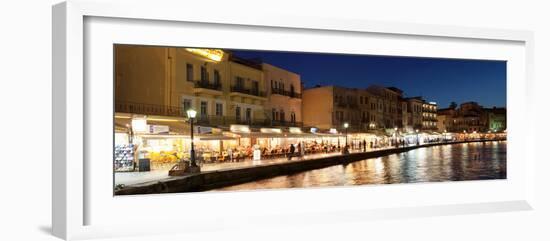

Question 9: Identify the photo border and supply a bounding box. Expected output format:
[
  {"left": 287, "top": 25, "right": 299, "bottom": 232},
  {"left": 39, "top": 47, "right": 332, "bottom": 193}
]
[{"left": 52, "top": 1, "right": 535, "bottom": 240}]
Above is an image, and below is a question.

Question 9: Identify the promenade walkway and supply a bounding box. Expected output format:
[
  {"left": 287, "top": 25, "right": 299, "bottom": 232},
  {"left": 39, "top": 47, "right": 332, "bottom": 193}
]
[{"left": 115, "top": 147, "right": 389, "bottom": 186}]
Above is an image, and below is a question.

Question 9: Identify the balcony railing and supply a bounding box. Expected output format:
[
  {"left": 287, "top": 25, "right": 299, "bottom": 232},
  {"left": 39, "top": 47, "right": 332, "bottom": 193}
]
[
  {"left": 116, "top": 102, "right": 274, "bottom": 127},
  {"left": 194, "top": 81, "right": 221, "bottom": 91},
  {"left": 230, "top": 86, "right": 266, "bottom": 97},
  {"left": 193, "top": 115, "right": 270, "bottom": 127},
  {"left": 335, "top": 102, "right": 358, "bottom": 109},
  {"left": 422, "top": 116, "right": 438, "bottom": 121},
  {"left": 270, "top": 120, "right": 303, "bottom": 127},
  {"left": 116, "top": 101, "right": 185, "bottom": 117},
  {"left": 271, "top": 88, "right": 302, "bottom": 99}
]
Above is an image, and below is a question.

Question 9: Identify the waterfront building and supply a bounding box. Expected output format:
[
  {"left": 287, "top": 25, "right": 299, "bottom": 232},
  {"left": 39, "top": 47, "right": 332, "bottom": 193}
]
[
  {"left": 436, "top": 102, "right": 505, "bottom": 133},
  {"left": 436, "top": 107, "right": 456, "bottom": 132},
  {"left": 115, "top": 45, "right": 268, "bottom": 127},
  {"left": 454, "top": 102, "right": 488, "bottom": 132},
  {"left": 358, "top": 89, "right": 378, "bottom": 130},
  {"left": 422, "top": 101, "right": 438, "bottom": 130},
  {"left": 400, "top": 98, "right": 410, "bottom": 131},
  {"left": 262, "top": 63, "right": 303, "bottom": 127},
  {"left": 365, "top": 86, "right": 403, "bottom": 129},
  {"left": 302, "top": 85, "right": 363, "bottom": 131},
  {"left": 405, "top": 97, "right": 424, "bottom": 130}
]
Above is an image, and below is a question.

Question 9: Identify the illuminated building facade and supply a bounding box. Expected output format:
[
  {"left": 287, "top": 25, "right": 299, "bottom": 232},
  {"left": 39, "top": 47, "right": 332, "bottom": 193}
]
[
  {"left": 115, "top": 45, "right": 268, "bottom": 127},
  {"left": 263, "top": 63, "right": 303, "bottom": 127},
  {"left": 422, "top": 101, "right": 438, "bottom": 130}
]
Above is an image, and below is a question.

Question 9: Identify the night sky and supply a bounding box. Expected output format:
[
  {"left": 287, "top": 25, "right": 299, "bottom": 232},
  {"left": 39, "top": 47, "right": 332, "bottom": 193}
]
[{"left": 231, "top": 49, "right": 506, "bottom": 109}]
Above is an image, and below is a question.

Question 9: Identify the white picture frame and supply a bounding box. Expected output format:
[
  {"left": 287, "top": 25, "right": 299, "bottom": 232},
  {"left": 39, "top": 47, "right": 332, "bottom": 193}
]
[{"left": 52, "top": 0, "right": 535, "bottom": 240}]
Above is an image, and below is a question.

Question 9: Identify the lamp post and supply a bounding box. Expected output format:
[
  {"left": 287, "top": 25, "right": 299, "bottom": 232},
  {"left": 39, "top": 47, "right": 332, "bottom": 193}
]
[
  {"left": 394, "top": 127, "right": 398, "bottom": 147},
  {"left": 415, "top": 129, "right": 419, "bottom": 146},
  {"left": 187, "top": 109, "right": 198, "bottom": 169},
  {"left": 344, "top": 122, "right": 349, "bottom": 147}
]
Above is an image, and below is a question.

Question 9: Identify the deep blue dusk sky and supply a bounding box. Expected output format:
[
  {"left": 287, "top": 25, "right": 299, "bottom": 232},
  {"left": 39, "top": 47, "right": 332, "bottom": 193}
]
[{"left": 231, "top": 50, "right": 506, "bottom": 108}]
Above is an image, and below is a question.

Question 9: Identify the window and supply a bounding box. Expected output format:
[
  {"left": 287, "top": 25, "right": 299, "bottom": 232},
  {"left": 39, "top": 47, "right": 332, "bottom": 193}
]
[
  {"left": 213, "top": 70, "right": 220, "bottom": 86},
  {"left": 290, "top": 112, "right": 296, "bottom": 123},
  {"left": 335, "top": 111, "right": 344, "bottom": 122},
  {"left": 246, "top": 108, "right": 252, "bottom": 122},
  {"left": 200, "top": 101, "right": 208, "bottom": 117},
  {"left": 200, "top": 66, "right": 208, "bottom": 82},
  {"left": 252, "top": 80, "right": 259, "bottom": 95},
  {"left": 236, "top": 106, "right": 241, "bottom": 122},
  {"left": 186, "top": 64, "right": 193, "bottom": 81},
  {"left": 279, "top": 110, "right": 285, "bottom": 122},
  {"left": 360, "top": 96, "right": 364, "bottom": 104},
  {"left": 235, "top": 76, "right": 244, "bottom": 88},
  {"left": 183, "top": 99, "right": 192, "bottom": 113},
  {"left": 215, "top": 103, "right": 223, "bottom": 117},
  {"left": 272, "top": 108, "right": 277, "bottom": 121}
]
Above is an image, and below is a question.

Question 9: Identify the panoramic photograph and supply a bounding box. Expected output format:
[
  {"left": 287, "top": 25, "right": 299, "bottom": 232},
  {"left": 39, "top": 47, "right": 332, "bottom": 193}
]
[{"left": 113, "top": 45, "right": 507, "bottom": 195}]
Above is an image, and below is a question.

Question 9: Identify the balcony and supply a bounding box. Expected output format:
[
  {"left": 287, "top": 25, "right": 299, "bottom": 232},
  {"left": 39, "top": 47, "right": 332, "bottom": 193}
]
[
  {"left": 230, "top": 86, "right": 266, "bottom": 98},
  {"left": 194, "top": 81, "right": 221, "bottom": 91},
  {"left": 271, "top": 88, "right": 302, "bottom": 99}
]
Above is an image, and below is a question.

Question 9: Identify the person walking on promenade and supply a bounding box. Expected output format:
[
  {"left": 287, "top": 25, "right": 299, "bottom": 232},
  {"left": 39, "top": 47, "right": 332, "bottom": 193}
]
[
  {"left": 288, "top": 144, "right": 295, "bottom": 160},
  {"left": 228, "top": 147, "right": 233, "bottom": 162},
  {"left": 363, "top": 139, "right": 367, "bottom": 152}
]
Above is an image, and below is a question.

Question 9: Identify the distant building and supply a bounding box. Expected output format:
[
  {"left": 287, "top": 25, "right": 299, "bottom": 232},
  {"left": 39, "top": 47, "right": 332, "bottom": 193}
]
[
  {"left": 436, "top": 102, "right": 505, "bottom": 133},
  {"left": 485, "top": 107, "right": 507, "bottom": 131}
]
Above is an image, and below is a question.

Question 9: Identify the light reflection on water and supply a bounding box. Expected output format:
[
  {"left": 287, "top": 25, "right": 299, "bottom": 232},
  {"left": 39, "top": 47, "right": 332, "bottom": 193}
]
[{"left": 214, "top": 141, "right": 507, "bottom": 191}]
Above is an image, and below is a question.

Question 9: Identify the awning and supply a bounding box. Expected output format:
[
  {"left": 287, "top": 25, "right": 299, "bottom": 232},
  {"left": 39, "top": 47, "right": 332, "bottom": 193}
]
[{"left": 137, "top": 133, "right": 236, "bottom": 141}]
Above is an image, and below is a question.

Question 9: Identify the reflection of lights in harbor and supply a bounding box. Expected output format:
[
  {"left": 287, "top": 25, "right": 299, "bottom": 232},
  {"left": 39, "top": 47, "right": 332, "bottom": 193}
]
[{"left": 373, "top": 157, "right": 384, "bottom": 174}]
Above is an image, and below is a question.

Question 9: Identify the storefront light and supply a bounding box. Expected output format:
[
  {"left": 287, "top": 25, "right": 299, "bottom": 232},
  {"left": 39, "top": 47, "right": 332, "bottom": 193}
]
[{"left": 131, "top": 118, "right": 148, "bottom": 133}]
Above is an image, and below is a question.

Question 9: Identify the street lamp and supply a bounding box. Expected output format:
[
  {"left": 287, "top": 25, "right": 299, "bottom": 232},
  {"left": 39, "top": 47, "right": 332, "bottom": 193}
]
[
  {"left": 343, "top": 122, "right": 349, "bottom": 147},
  {"left": 187, "top": 109, "right": 198, "bottom": 170}
]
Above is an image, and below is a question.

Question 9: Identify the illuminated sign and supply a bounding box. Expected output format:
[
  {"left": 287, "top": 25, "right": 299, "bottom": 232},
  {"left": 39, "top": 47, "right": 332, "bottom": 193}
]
[
  {"left": 260, "top": 128, "right": 282, "bottom": 134},
  {"left": 149, "top": 125, "right": 169, "bottom": 134},
  {"left": 185, "top": 48, "right": 224, "bottom": 62},
  {"left": 329, "top": 128, "right": 338, "bottom": 134},
  {"left": 230, "top": 124, "right": 250, "bottom": 133}
]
